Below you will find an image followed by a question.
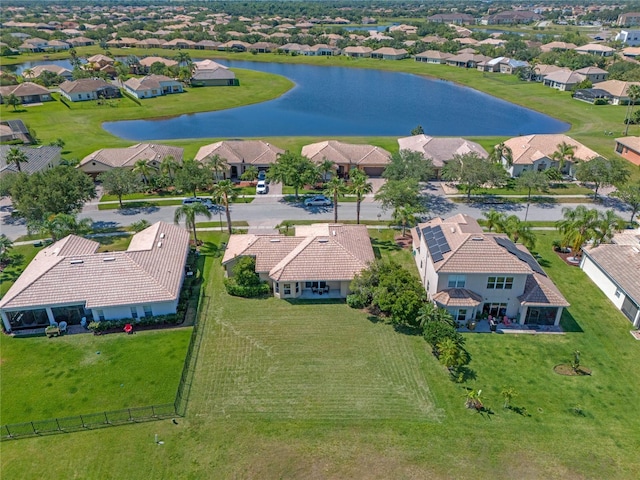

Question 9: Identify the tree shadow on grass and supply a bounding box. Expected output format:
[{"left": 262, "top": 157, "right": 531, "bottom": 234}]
[
  {"left": 371, "top": 238, "right": 401, "bottom": 259},
  {"left": 285, "top": 298, "right": 345, "bottom": 305},
  {"left": 200, "top": 241, "right": 223, "bottom": 257},
  {"left": 507, "top": 405, "right": 531, "bottom": 417},
  {"left": 116, "top": 203, "right": 160, "bottom": 215},
  {"left": 560, "top": 309, "right": 583, "bottom": 333},
  {"left": 90, "top": 221, "right": 119, "bottom": 231},
  {"left": 393, "top": 323, "right": 422, "bottom": 336}
]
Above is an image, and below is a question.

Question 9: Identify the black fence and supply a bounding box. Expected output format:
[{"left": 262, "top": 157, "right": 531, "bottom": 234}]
[{"left": 1, "top": 404, "right": 175, "bottom": 440}]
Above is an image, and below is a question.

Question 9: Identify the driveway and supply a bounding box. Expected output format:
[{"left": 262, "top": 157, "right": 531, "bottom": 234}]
[{"left": 251, "top": 181, "right": 283, "bottom": 204}]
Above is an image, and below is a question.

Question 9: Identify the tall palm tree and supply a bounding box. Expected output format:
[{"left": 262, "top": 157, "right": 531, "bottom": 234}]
[
  {"left": 132, "top": 159, "right": 153, "bottom": 186},
  {"left": 323, "top": 176, "right": 347, "bottom": 223},
  {"left": 160, "top": 155, "right": 179, "bottom": 182},
  {"left": 552, "top": 141, "right": 575, "bottom": 174},
  {"left": 318, "top": 158, "right": 336, "bottom": 182},
  {"left": 593, "top": 210, "right": 625, "bottom": 247},
  {"left": 392, "top": 205, "right": 420, "bottom": 237},
  {"left": 349, "top": 169, "right": 373, "bottom": 224},
  {"left": 624, "top": 84, "right": 640, "bottom": 136},
  {"left": 556, "top": 205, "right": 599, "bottom": 255},
  {"left": 174, "top": 51, "right": 193, "bottom": 71},
  {"left": 211, "top": 179, "right": 236, "bottom": 234},
  {"left": 490, "top": 143, "right": 513, "bottom": 167},
  {"left": 36, "top": 213, "right": 93, "bottom": 242},
  {"left": 482, "top": 209, "right": 504, "bottom": 232},
  {"left": 206, "top": 154, "right": 228, "bottom": 182},
  {"left": 6, "top": 147, "right": 28, "bottom": 172},
  {"left": 174, "top": 202, "right": 211, "bottom": 245}
]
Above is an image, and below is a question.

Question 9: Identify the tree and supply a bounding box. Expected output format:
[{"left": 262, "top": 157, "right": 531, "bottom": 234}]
[
  {"left": 5, "top": 147, "right": 28, "bottom": 173},
  {"left": 175, "top": 159, "right": 210, "bottom": 197},
  {"left": 490, "top": 142, "right": 513, "bottom": 167},
  {"left": 211, "top": 179, "right": 236, "bottom": 234},
  {"left": 0, "top": 234, "right": 13, "bottom": 263},
  {"left": 349, "top": 169, "right": 373, "bottom": 224},
  {"left": 624, "top": 84, "right": 640, "bottom": 136},
  {"left": 551, "top": 141, "right": 575, "bottom": 173},
  {"left": 149, "top": 61, "right": 168, "bottom": 75},
  {"left": 159, "top": 155, "right": 179, "bottom": 183},
  {"left": 437, "top": 337, "right": 470, "bottom": 372},
  {"left": 555, "top": 206, "right": 621, "bottom": 254},
  {"left": 323, "top": 176, "right": 347, "bottom": 223},
  {"left": 612, "top": 181, "right": 640, "bottom": 223},
  {"left": 411, "top": 125, "right": 425, "bottom": 136},
  {"left": 240, "top": 165, "right": 259, "bottom": 183},
  {"left": 98, "top": 168, "right": 141, "bottom": 208},
  {"left": 232, "top": 256, "right": 261, "bottom": 287},
  {"left": 392, "top": 205, "right": 420, "bottom": 236},
  {"left": 174, "top": 202, "right": 211, "bottom": 245},
  {"left": 318, "top": 158, "right": 335, "bottom": 182},
  {"left": 516, "top": 169, "right": 549, "bottom": 200},
  {"left": 442, "top": 153, "right": 508, "bottom": 200},
  {"left": 5, "top": 93, "right": 21, "bottom": 111},
  {"left": 501, "top": 387, "right": 518, "bottom": 409},
  {"left": 593, "top": 209, "right": 625, "bottom": 247},
  {"left": 483, "top": 209, "right": 504, "bottom": 232},
  {"left": 383, "top": 149, "right": 434, "bottom": 182},
  {"left": 31, "top": 213, "right": 93, "bottom": 242},
  {"left": 268, "top": 152, "right": 319, "bottom": 199},
  {"left": 575, "top": 157, "right": 630, "bottom": 200},
  {"left": 375, "top": 178, "right": 424, "bottom": 212},
  {"left": 9, "top": 166, "right": 95, "bottom": 223},
  {"left": 497, "top": 215, "right": 537, "bottom": 251},
  {"left": 130, "top": 219, "right": 151, "bottom": 233},
  {"left": 174, "top": 51, "right": 193, "bottom": 69},
  {"left": 205, "top": 154, "right": 228, "bottom": 182},
  {"left": 132, "top": 159, "right": 153, "bottom": 186}
]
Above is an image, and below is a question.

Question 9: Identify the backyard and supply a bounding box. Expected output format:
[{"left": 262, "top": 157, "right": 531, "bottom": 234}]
[{"left": 1, "top": 230, "right": 639, "bottom": 478}]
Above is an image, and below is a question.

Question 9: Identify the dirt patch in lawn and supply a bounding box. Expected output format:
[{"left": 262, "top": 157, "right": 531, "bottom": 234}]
[{"left": 554, "top": 364, "right": 592, "bottom": 376}]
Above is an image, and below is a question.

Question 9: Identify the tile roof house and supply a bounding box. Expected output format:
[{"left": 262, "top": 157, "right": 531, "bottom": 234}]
[
  {"left": 594, "top": 80, "right": 640, "bottom": 105},
  {"left": 195, "top": 140, "right": 284, "bottom": 179},
  {"left": 59, "top": 78, "right": 121, "bottom": 102},
  {"left": 78, "top": 143, "right": 184, "bottom": 178},
  {"left": 123, "top": 75, "right": 183, "bottom": 99},
  {"left": 574, "top": 43, "right": 615, "bottom": 57},
  {"left": 580, "top": 228, "right": 640, "bottom": 328},
  {"left": 0, "top": 119, "right": 33, "bottom": 144},
  {"left": 301, "top": 140, "right": 391, "bottom": 177},
  {"left": 222, "top": 224, "right": 375, "bottom": 299},
  {"left": 540, "top": 41, "right": 577, "bottom": 53},
  {"left": 501, "top": 134, "right": 599, "bottom": 177},
  {"left": 138, "top": 56, "right": 178, "bottom": 70},
  {"left": 397, "top": 134, "right": 488, "bottom": 178},
  {"left": 542, "top": 69, "right": 586, "bottom": 91},
  {"left": 414, "top": 50, "right": 452, "bottom": 64},
  {"left": 574, "top": 66, "right": 609, "bottom": 83},
  {"left": 0, "top": 221, "right": 190, "bottom": 332},
  {"left": 615, "top": 136, "right": 640, "bottom": 166},
  {"left": 371, "top": 47, "right": 407, "bottom": 60},
  {"left": 412, "top": 214, "right": 568, "bottom": 325},
  {"left": 342, "top": 46, "right": 373, "bottom": 58},
  {"left": 23, "top": 64, "right": 74, "bottom": 81},
  {"left": 0, "top": 145, "right": 61, "bottom": 176},
  {"left": 0, "top": 82, "right": 52, "bottom": 104},
  {"left": 190, "top": 59, "right": 237, "bottom": 86}
]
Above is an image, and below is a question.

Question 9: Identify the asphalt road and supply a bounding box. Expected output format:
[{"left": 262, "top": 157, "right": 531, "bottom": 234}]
[{"left": 0, "top": 189, "right": 631, "bottom": 241}]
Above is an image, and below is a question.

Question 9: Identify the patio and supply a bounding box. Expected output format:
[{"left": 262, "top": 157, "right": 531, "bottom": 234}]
[
  {"left": 457, "top": 320, "right": 564, "bottom": 335},
  {"left": 298, "top": 289, "right": 344, "bottom": 300}
]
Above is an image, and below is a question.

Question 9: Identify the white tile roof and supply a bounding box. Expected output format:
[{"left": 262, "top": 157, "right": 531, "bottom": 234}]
[
  {"left": 195, "top": 140, "right": 284, "bottom": 166},
  {"left": 502, "top": 134, "right": 599, "bottom": 166},
  {"left": 301, "top": 141, "right": 391, "bottom": 167},
  {"left": 79, "top": 143, "right": 184, "bottom": 169},
  {"left": 0, "top": 222, "right": 189, "bottom": 310},
  {"left": 398, "top": 135, "right": 488, "bottom": 168}
]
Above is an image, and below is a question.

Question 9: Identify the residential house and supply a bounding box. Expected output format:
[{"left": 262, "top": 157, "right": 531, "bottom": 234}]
[
  {"left": 573, "top": 88, "right": 613, "bottom": 104},
  {"left": 79, "top": 143, "right": 183, "bottom": 178},
  {"left": 498, "top": 58, "right": 529, "bottom": 75},
  {"left": 86, "top": 54, "right": 114, "bottom": 69},
  {"left": 218, "top": 40, "right": 250, "bottom": 52},
  {"left": 67, "top": 36, "right": 95, "bottom": 47},
  {"left": 123, "top": 75, "right": 183, "bottom": 99},
  {"left": 412, "top": 214, "right": 569, "bottom": 325},
  {"left": 222, "top": 224, "right": 375, "bottom": 299},
  {"left": 23, "top": 64, "right": 73, "bottom": 81},
  {"left": 138, "top": 56, "right": 178, "bottom": 72},
  {"left": 0, "top": 145, "right": 61, "bottom": 176},
  {"left": 301, "top": 140, "right": 391, "bottom": 177},
  {"left": 622, "top": 46, "right": 640, "bottom": 59},
  {"left": 501, "top": 134, "right": 599, "bottom": 177},
  {"left": 309, "top": 44, "right": 341, "bottom": 56},
  {"left": 248, "top": 42, "right": 276, "bottom": 53},
  {"left": 0, "top": 82, "right": 52, "bottom": 104},
  {"left": 446, "top": 53, "right": 491, "bottom": 68},
  {"left": 580, "top": 228, "right": 640, "bottom": 327},
  {"left": 194, "top": 40, "right": 221, "bottom": 50},
  {"left": 615, "top": 30, "right": 640, "bottom": 46},
  {"left": 397, "top": 135, "right": 488, "bottom": 179},
  {"left": 18, "top": 37, "right": 50, "bottom": 52},
  {"left": 575, "top": 66, "right": 609, "bottom": 83},
  {"left": 614, "top": 137, "right": 640, "bottom": 166},
  {"left": 574, "top": 43, "right": 615, "bottom": 57},
  {"left": 59, "top": 78, "right": 121, "bottom": 102},
  {"left": 427, "top": 13, "right": 475, "bottom": 25},
  {"left": 414, "top": 50, "right": 452, "bottom": 64},
  {"left": 595, "top": 80, "right": 640, "bottom": 105},
  {"left": 194, "top": 140, "right": 284, "bottom": 178},
  {"left": 539, "top": 41, "right": 577, "bottom": 53},
  {"left": 0, "top": 119, "right": 33, "bottom": 144},
  {"left": 483, "top": 10, "right": 541, "bottom": 25},
  {"left": 136, "top": 38, "right": 167, "bottom": 49},
  {"left": 371, "top": 47, "right": 407, "bottom": 60},
  {"left": 163, "top": 38, "right": 196, "bottom": 49},
  {"left": 342, "top": 46, "right": 373, "bottom": 58},
  {"left": 617, "top": 12, "right": 640, "bottom": 27},
  {"left": 190, "top": 59, "right": 237, "bottom": 86},
  {"left": 0, "top": 222, "right": 190, "bottom": 333},
  {"left": 532, "top": 64, "right": 565, "bottom": 82},
  {"left": 542, "top": 69, "right": 586, "bottom": 91},
  {"left": 47, "top": 40, "right": 70, "bottom": 51}
]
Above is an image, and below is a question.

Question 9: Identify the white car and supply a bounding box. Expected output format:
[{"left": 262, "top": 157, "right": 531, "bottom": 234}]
[
  {"left": 256, "top": 181, "right": 268, "bottom": 194},
  {"left": 304, "top": 195, "right": 332, "bottom": 207},
  {"left": 182, "top": 197, "right": 214, "bottom": 209}
]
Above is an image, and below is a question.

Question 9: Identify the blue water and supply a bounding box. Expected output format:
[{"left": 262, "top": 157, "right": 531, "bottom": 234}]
[{"left": 13, "top": 59, "right": 568, "bottom": 139}]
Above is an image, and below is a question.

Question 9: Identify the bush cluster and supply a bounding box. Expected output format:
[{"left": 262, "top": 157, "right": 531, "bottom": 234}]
[
  {"left": 224, "top": 279, "right": 271, "bottom": 298},
  {"left": 88, "top": 314, "right": 180, "bottom": 333}
]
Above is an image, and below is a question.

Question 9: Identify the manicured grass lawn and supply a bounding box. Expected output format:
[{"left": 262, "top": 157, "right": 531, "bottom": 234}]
[
  {"left": 466, "top": 181, "right": 593, "bottom": 196},
  {"left": 3, "top": 218, "right": 640, "bottom": 475},
  {"left": 97, "top": 196, "right": 252, "bottom": 210},
  {"left": 0, "top": 328, "right": 191, "bottom": 424},
  {"left": 0, "top": 245, "right": 40, "bottom": 297}
]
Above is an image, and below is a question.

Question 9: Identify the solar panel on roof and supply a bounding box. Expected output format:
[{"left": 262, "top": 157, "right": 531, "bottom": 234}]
[
  {"left": 422, "top": 225, "right": 450, "bottom": 263},
  {"left": 494, "top": 237, "right": 545, "bottom": 275},
  {"left": 432, "top": 252, "right": 444, "bottom": 263}
]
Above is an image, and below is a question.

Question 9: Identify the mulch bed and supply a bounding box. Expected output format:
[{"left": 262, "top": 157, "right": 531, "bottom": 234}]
[
  {"left": 554, "top": 364, "right": 592, "bottom": 376},
  {"left": 94, "top": 323, "right": 185, "bottom": 336},
  {"left": 395, "top": 235, "right": 412, "bottom": 249},
  {"left": 554, "top": 249, "right": 581, "bottom": 267}
]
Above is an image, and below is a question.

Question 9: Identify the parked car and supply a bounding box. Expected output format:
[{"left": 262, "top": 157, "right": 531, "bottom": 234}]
[
  {"left": 256, "top": 180, "right": 268, "bottom": 194},
  {"left": 182, "top": 197, "right": 214, "bottom": 209},
  {"left": 304, "top": 195, "right": 332, "bottom": 207},
  {"left": 258, "top": 170, "right": 267, "bottom": 181}
]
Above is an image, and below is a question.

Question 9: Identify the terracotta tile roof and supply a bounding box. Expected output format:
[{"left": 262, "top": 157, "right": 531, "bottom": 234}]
[
  {"left": 596, "top": 80, "right": 640, "bottom": 98},
  {"left": 223, "top": 224, "right": 374, "bottom": 283},
  {"left": 398, "top": 135, "right": 488, "bottom": 168},
  {"left": 502, "top": 134, "right": 599, "bottom": 166},
  {"left": 301, "top": 141, "right": 391, "bottom": 167},
  {"left": 433, "top": 288, "right": 483, "bottom": 307},
  {"left": 195, "top": 140, "right": 284, "bottom": 166},
  {"left": 583, "top": 244, "right": 640, "bottom": 303},
  {"left": 615, "top": 136, "right": 640, "bottom": 153},
  {"left": 343, "top": 46, "right": 373, "bottom": 54},
  {"left": 59, "top": 78, "right": 113, "bottom": 94},
  {"left": 0, "top": 222, "right": 189, "bottom": 310},
  {"left": 519, "top": 273, "right": 570, "bottom": 307},
  {"left": 139, "top": 56, "right": 177, "bottom": 67},
  {"left": 0, "top": 145, "right": 60, "bottom": 175},
  {"left": 543, "top": 70, "right": 586, "bottom": 85},
  {"left": 79, "top": 143, "right": 184, "bottom": 168},
  {"left": 124, "top": 74, "right": 179, "bottom": 91},
  {"left": 540, "top": 41, "right": 577, "bottom": 51},
  {"left": 534, "top": 64, "right": 565, "bottom": 76},
  {"left": 0, "top": 82, "right": 50, "bottom": 97},
  {"left": 415, "top": 50, "right": 452, "bottom": 59}
]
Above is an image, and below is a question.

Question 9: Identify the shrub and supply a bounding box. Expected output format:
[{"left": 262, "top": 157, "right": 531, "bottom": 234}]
[
  {"left": 594, "top": 98, "right": 609, "bottom": 105},
  {"left": 232, "top": 256, "right": 261, "bottom": 287},
  {"left": 224, "top": 279, "right": 271, "bottom": 298},
  {"left": 346, "top": 293, "right": 367, "bottom": 309}
]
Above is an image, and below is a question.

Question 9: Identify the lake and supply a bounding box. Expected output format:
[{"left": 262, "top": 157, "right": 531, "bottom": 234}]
[{"left": 14, "top": 59, "right": 569, "bottom": 139}]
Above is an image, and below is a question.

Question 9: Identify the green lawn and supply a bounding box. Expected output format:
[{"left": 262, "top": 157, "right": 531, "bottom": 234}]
[
  {"left": 465, "top": 181, "right": 594, "bottom": 196},
  {"left": 0, "top": 245, "right": 40, "bottom": 297},
  {"left": 2, "top": 225, "right": 640, "bottom": 477}
]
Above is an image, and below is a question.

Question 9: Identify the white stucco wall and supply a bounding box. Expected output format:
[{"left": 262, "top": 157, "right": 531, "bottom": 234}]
[
  {"left": 92, "top": 300, "right": 178, "bottom": 321},
  {"left": 580, "top": 256, "right": 626, "bottom": 310}
]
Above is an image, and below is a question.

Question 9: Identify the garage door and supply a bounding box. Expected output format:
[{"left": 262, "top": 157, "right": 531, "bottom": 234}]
[{"left": 363, "top": 167, "right": 385, "bottom": 177}]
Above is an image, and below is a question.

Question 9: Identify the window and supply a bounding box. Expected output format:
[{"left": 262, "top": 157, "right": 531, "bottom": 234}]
[
  {"left": 447, "top": 275, "right": 466, "bottom": 288},
  {"left": 130, "top": 307, "right": 138, "bottom": 319},
  {"left": 456, "top": 309, "right": 468, "bottom": 321},
  {"left": 487, "top": 276, "right": 514, "bottom": 290},
  {"left": 275, "top": 283, "right": 279, "bottom": 293},
  {"left": 295, "top": 283, "right": 300, "bottom": 293},
  {"left": 96, "top": 310, "right": 105, "bottom": 321},
  {"left": 143, "top": 305, "right": 153, "bottom": 317},
  {"left": 615, "top": 289, "right": 622, "bottom": 298},
  {"left": 284, "top": 283, "right": 291, "bottom": 295}
]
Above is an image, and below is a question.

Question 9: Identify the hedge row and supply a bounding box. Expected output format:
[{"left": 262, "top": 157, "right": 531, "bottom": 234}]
[
  {"left": 224, "top": 279, "right": 271, "bottom": 298},
  {"left": 88, "top": 314, "right": 180, "bottom": 332}
]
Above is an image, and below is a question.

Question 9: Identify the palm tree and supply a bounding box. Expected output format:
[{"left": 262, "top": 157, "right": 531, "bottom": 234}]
[
  {"left": 240, "top": 165, "right": 259, "bottom": 183},
  {"left": 0, "top": 234, "right": 13, "bottom": 262},
  {"left": 36, "top": 213, "right": 93, "bottom": 242},
  {"left": 5, "top": 93, "right": 21, "bottom": 112},
  {"left": 556, "top": 205, "right": 599, "bottom": 255},
  {"left": 323, "top": 177, "right": 347, "bottom": 223},
  {"left": 206, "top": 154, "right": 228, "bottom": 182},
  {"left": 132, "top": 159, "right": 153, "bottom": 186},
  {"left": 6, "top": 147, "right": 28, "bottom": 172},
  {"left": 174, "top": 51, "right": 193, "bottom": 71},
  {"left": 490, "top": 142, "right": 513, "bottom": 167},
  {"left": 22, "top": 68, "right": 34, "bottom": 80},
  {"left": 318, "top": 158, "right": 335, "bottom": 182},
  {"left": 349, "top": 169, "right": 373, "bottom": 224},
  {"left": 482, "top": 209, "right": 504, "bottom": 232},
  {"left": 552, "top": 141, "right": 575, "bottom": 174},
  {"left": 160, "top": 155, "right": 179, "bottom": 183},
  {"left": 211, "top": 179, "right": 236, "bottom": 234},
  {"left": 392, "top": 205, "right": 420, "bottom": 237},
  {"left": 624, "top": 84, "right": 640, "bottom": 136},
  {"left": 593, "top": 210, "right": 625, "bottom": 247},
  {"left": 174, "top": 202, "right": 211, "bottom": 245}
]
